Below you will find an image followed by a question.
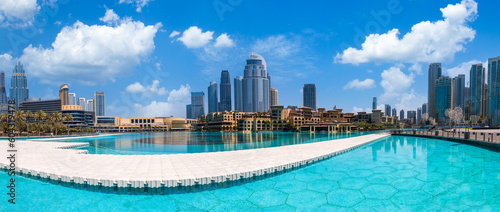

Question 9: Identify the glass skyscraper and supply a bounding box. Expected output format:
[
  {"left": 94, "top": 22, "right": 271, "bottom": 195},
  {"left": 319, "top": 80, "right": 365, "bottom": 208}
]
[
  {"left": 384, "top": 104, "right": 391, "bottom": 116},
  {"left": 219, "top": 70, "right": 231, "bottom": 112},
  {"left": 94, "top": 91, "right": 105, "bottom": 116},
  {"left": 186, "top": 92, "right": 205, "bottom": 119},
  {"left": 400, "top": 109, "right": 404, "bottom": 120},
  {"left": 428, "top": 63, "right": 442, "bottom": 119},
  {"left": 0, "top": 71, "right": 6, "bottom": 105},
  {"left": 234, "top": 76, "right": 243, "bottom": 112},
  {"left": 87, "top": 99, "right": 94, "bottom": 112},
  {"left": 270, "top": 88, "right": 278, "bottom": 106},
  {"left": 242, "top": 52, "right": 270, "bottom": 112},
  {"left": 69, "top": 93, "right": 76, "bottom": 105},
  {"left": 392, "top": 108, "right": 397, "bottom": 117},
  {"left": 372, "top": 97, "right": 377, "bottom": 110},
  {"left": 303, "top": 84, "right": 317, "bottom": 111},
  {"left": 10, "top": 61, "right": 29, "bottom": 107},
  {"left": 487, "top": 57, "right": 500, "bottom": 126},
  {"left": 78, "top": 98, "right": 86, "bottom": 110},
  {"left": 59, "top": 84, "right": 69, "bottom": 106},
  {"left": 435, "top": 76, "right": 452, "bottom": 122},
  {"left": 208, "top": 81, "right": 218, "bottom": 113},
  {"left": 470, "top": 64, "right": 485, "bottom": 118},
  {"left": 452, "top": 74, "right": 465, "bottom": 111}
]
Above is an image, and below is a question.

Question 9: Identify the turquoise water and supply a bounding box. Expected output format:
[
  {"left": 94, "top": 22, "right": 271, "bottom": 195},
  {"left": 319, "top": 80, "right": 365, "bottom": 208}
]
[
  {"left": 2, "top": 135, "right": 499, "bottom": 211},
  {"left": 44, "top": 131, "right": 374, "bottom": 155}
]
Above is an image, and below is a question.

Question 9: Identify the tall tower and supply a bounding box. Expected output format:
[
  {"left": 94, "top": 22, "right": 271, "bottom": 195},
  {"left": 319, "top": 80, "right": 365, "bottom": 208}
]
[
  {"left": 59, "top": 84, "right": 69, "bottom": 106},
  {"left": 435, "top": 76, "right": 452, "bottom": 123},
  {"left": 0, "top": 71, "right": 6, "bottom": 105},
  {"left": 10, "top": 61, "right": 29, "bottom": 107},
  {"left": 303, "top": 84, "right": 317, "bottom": 111},
  {"left": 68, "top": 93, "right": 76, "bottom": 105},
  {"left": 87, "top": 99, "right": 94, "bottom": 111},
  {"left": 78, "top": 98, "right": 86, "bottom": 110},
  {"left": 270, "top": 88, "right": 278, "bottom": 106},
  {"left": 428, "top": 63, "right": 442, "bottom": 119},
  {"left": 400, "top": 109, "right": 405, "bottom": 120},
  {"left": 242, "top": 52, "right": 270, "bottom": 112},
  {"left": 187, "top": 92, "right": 205, "bottom": 119},
  {"left": 384, "top": 104, "right": 391, "bottom": 116},
  {"left": 451, "top": 74, "right": 465, "bottom": 111},
  {"left": 372, "top": 97, "right": 377, "bottom": 110},
  {"left": 487, "top": 56, "right": 500, "bottom": 126},
  {"left": 94, "top": 91, "right": 105, "bottom": 116},
  {"left": 208, "top": 81, "right": 218, "bottom": 113},
  {"left": 234, "top": 76, "right": 243, "bottom": 112},
  {"left": 470, "top": 64, "right": 485, "bottom": 118},
  {"left": 219, "top": 70, "right": 231, "bottom": 112}
]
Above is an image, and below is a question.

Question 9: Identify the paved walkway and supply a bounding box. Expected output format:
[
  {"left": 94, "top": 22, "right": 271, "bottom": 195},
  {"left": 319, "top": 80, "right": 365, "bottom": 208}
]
[{"left": 0, "top": 133, "right": 389, "bottom": 188}]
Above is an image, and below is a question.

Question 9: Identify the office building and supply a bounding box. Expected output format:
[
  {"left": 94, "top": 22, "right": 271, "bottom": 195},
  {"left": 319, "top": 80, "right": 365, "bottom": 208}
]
[
  {"left": 417, "top": 107, "right": 422, "bottom": 123},
  {"left": 470, "top": 64, "right": 485, "bottom": 118},
  {"left": 87, "top": 99, "right": 94, "bottom": 111},
  {"left": 68, "top": 93, "right": 76, "bottom": 105},
  {"left": 208, "top": 81, "right": 218, "bottom": 113},
  {"left": 78, "top": 98, "right": 86, "bottom": 110},
  {"left": 488, "top": 57, "right": 500, "bottom": 126},
  {"left": 435, "top": 76, "right": 452, "bottom": 122},
  {"left": 452, "top": 74, "right": 465, "bottom": 110},
  {"left": 384, "top": 104, "right": 391, "bottom": 116},
  {"left": 270, "top": 88, "right": 278, "bottom": 106},
  {"left": 400, "top": 109, "right": 404, "bottom": 120},
  {"left": 303, "top": 84, "right": 317, "bottom": 111},
  {"left": 234, "top": 76, "right": 243, "bottom": 111},
  {"left": 186, "top": 92, "right": 205, "bottom": 119},
  {"left": 242, "top": 52, "right": 270, "bottom": 112},
  {"left": 59, "top": 84, "right": 69, "bottom": 106},
  {"left": 19, "top": 98, "right": 61, "bottom": 114},
  {"left": 10, "top": 61, "right": 29, "bottom": 107},
  {"left": 422, "top": 103, "right": 428, "bottom": 116},
  {"left": 372, "top": 97, "right": 377, "bottom": 110},
  {"left": 407, "top": 110, "right": 416, "bottom": 120},
  {"left": 219, "top": 70, "right": 231, "bottom": 112},
  {"left": 62, "top": 105, "right": 95, "bottom": 128},
  {"left": 94, "top": 91, "right": 105, "bottom": 116},
  {"left": 392, "top": 108, "right": 397, "bottom": 117},
  {"left": 428, "top": 63, "right": 442, "bottom": 119},
  {"left": 0, "top": 71, "right": 5, "bottom": 105}
]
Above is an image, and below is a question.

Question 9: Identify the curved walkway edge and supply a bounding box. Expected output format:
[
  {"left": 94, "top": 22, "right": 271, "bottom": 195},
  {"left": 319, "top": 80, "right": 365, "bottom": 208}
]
[{"left": 0, "top": 133, "right": 390, "bottom": 188}]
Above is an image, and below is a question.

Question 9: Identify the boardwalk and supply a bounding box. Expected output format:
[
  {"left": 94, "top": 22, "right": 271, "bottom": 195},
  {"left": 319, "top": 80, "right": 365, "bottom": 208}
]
[{"left": 1, "top": 133, "right": 389, "bottom": 188}]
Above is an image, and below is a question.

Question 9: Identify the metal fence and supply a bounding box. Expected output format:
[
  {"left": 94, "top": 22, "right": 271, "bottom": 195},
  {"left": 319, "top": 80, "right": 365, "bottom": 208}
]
[{"left": 390, "top": 129, "right": 500, "bottom": 144}]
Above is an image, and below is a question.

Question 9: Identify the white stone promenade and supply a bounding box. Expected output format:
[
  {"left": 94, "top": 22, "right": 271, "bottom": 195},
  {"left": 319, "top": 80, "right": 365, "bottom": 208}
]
[{"left": 0, "top": 133, "right": 390, "bottom": 188}]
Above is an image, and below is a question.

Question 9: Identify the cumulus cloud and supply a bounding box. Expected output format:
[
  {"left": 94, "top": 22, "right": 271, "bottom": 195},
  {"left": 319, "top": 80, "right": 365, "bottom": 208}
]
[
  {"left": 335, "top": 0, "right": 478, "bottom": 65},
  {"left": 119, "top": 0, "right": 153, "bottom": 13},
  {"left": 177, "top": 26, "right": 214, "bottom": 48},
  {"left": 214, "top": 33, "right": 234, "bottom": 48},
  {"left": 125, "top": 80, "right": 168, "bottom": 97},
  {"left": 343, "top": 78, "right": 376, "bottom": 90},
  {"left": 252, "top": 35, "right": 301, "bottom": 58},
  {"left": 99, "top": 8, "right": 120, "bottom": 25},
  {"left": 395, "top": 89, "right": 427, "bottom": 112},
  {"left": 380, "top": 65, "right": 415, "bottom": 101},
  {"left": 0, "top": 0, "right": 39, "bottom": 27},
  {"left": 169, "top": 30, "right": 180, "bottom": 38},
  {"left": 20, "top": 12, "right": 162, "bottom": 85},
  {"left": 133, "top": 84, "right": 191, "bottom": 117}
]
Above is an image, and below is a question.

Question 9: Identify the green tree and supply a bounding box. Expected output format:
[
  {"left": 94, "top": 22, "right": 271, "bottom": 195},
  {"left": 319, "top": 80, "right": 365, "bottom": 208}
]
[
  {"left": 35, "top": 110, "right": 46, "bottom": 136},
  {"left": 25, "top": 110, "right": 33, "bottom": 136},
  {"left": 14, "top": 110, "right": 25, "bottom": 136},
  {"left": 52, "top": 111, "right": 62, "bottom": 136}
]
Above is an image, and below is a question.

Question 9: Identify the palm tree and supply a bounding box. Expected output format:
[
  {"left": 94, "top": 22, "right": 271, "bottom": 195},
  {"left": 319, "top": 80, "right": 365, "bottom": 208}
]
[
  {"left": 63, "top": 114, "right": 73, "bottom": 136},
  {"left": 14, "top": 110, "right": 25, "bottom": 136},
  {"left": 52, "top": 111, "right": 62, "bottom": 136},
  {"left": 1, "top": 113, "right": 9, "bottom": 134},
  {"left": 25, "top": 110, "right": 33, "bottom": 136},
  {"left": 35, "top": 110, "right": 46, "bottom": 136}
]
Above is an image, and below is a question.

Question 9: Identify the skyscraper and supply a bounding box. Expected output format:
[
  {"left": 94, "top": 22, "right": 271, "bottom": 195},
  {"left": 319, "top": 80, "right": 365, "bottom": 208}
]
[
  {"left": 435, "top": 76, "right": 452, "bottom": 122},
  {"left": 10, "top": 61, "right": 29, "bottom": 107},
  {"left": 422, "top": 103, "right": 428, "bottom": 116},
  {"left": 186, "top": 92, "right": 205, "bottom": 119},
  {"left": 428, "top": 63, "right": 442, "bottom": 119},
  {"left": 487, "top": 56, "right": 500, "bottom": 126},
  {"left": 417, "top": 107, "right": 422, "bottom": 123},
  {"left": 78, "top": 98, "right": 86, "bottom": 110},
  {"left": 470, "top": 64, "right": 485, "bottom": 118},
  {"left": 452, "top": 74, "right": 465, "bottom": 110},
  {"left": 208, "top": 81, "right": 218, "bottom": 113},
  {"left": 303, "top": 84, "right": 317, "bottom": 111},
  {"left": 0, "top": 71, "right": 6, "bottom": 105},
  {"left": 270, "top": 88, "right": 278, "bottom": 106},
  {"left": 59, "top": 84, "right": 69, "bottom": 106},
  {"left": 68, "top": 93, "right": 76, "bottom": 105},
  {"left": 372, "top": 97, "right": 377, "bottom": 110},
  {"left": 384, "top": 104, "right": 391, "bottom": 116},
  {"left": 219, "top": 70, "right": 231, "bottom": 112},
  {"left": 392, "top": 108, "right": 397, "bottom": 117},
  {"left": 87, "top": 99, "right": 94, "bottom": 112},
  {"left": 242, "top": 52, "right": 270, "bottom": 112},
  {"left": 234, "top": 76, "right": 243, "bottom": 112},
  {"left": 94, "top": 91, "right": 105, "bottom": 116},
  {"left": 400, "top": 109, "right": 405, "bottom": 120}
]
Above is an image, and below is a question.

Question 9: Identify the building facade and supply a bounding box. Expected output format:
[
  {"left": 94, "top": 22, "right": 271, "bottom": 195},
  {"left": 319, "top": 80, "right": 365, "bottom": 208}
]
[
  {"left": 428, "top": 63, "right": 442, "bottom": 119},
  {"left": 68, "top": 93, "right": 76, "bottom": 105},
  {"left": 208, "top": 81, "right": 218, "bottom": 113},
  {"left": 270, "top": 87, "right": 278, "bottom": 106},
  {"left": 242, "top": 52, "right": 270, "bottom": 112},
  {"left": 59, "top": 84, "right": 69, "bottom": 106},
  {"left": 0, "top": 71, "right": 5, "bottom": 105},
  {"left": 435, "top": 76, "right": 452, "bottom": 122},
  {"left": 10, "top": 61, "right": 29, "bottom": 107},
  {"left": 19, "top": 99, "right": 61, "bottom": 115},
  {"left": 372, "top": 97, "right": 377, "bottom": 110},
  {"left": 78, "top": 98, "right": 86, "bottom": 110},
  {"left": 87, "top": 99, "right": 94, "bottom": 111},
  {"left": 400, "top": 109, "right": 405, "bottom": 120},
  {"left": 303, "top": 84, "right": 317, "bottom": 111},
  {"left": 234, "top": 76, "right": 243, "bottom": 112},
  {"left": 384, "top": 104, "right": 391, "bottom": 116},
  {"left": 470, "top": 64, "right": 485, "bottom": 118},
  {"left": 219, "top": 70, "right": 231, "bottom": 112},
  {"left": 94, "top": 91, "right": 105, "bottom": 116},
  {"left": 187, "top": 91, "right": 205, "bottom": 119},
  {"left": 392, "top": 108, "right": 397, "bottom": 117},
  {"left": 452, "top": 74, "right": 465, "bottom": 111},
  {"left": 488, "top": 57, "right": 500, "bottom": 126}
]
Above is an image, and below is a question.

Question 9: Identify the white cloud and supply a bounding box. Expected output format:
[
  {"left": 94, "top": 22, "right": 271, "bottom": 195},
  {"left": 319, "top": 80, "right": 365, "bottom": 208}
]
[
  {"left": 445, "top": 59, "right": 485, "bottom": 84},
  {"left": 125, "top": 80, "right": 168, "bottom": 97},
  {"left": 99, "top": 8, "right": 119, "bottom": 25},
  {"left": 0, "top": 53, "right": 15, "bottom": 73},
  {"left": 343, "top": 78, "right": 376, "bottom": 90},
  {"left": 214, "top": 33, "right": 234, "bottom": 48},
  {"left": 408, "top": 63, "right": 423, "bottom": 75},
  {"left": 177, "top": 26, "right": 214, "bottom": 48},
  {"left": 118, "top": 0, "right": 153, "bottom": 13},
  {"left": 367, "top": 69, "right": 373, "bottom": 73},
  {"left": 352, "top": 107, "right": 364, "bottom": 113},
  {"left": 20, "top": 12, "right": 162, "bottom": 85},
  {"left": 252, "top": 35, "right": 301, "bottom": 58},
  {"left": 395, "top": 89, "right": 427, "bottom": 112},
  {"left": 169, "top": 30, "right": 180, "bottom": 38},
  {"left": 42, "top": 87, "right": 56, "bottom": 100},
  {"left": 133, "top": 84, "right": 191, "bottom": 117},
  {"left": 380, "top": 64, "right": 415, "bottom": 101},
  {"left": 0, "top": 0, "right": 40, "bottom": 27},
  {"left": 335, "top": 0, "right": 477, "bottom": 65}
]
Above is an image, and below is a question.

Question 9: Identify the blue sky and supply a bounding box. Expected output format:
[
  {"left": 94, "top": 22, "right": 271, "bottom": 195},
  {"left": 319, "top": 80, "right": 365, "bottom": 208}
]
[{"left": 0, "top": 0, "right": 498, "bottom": 118}]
